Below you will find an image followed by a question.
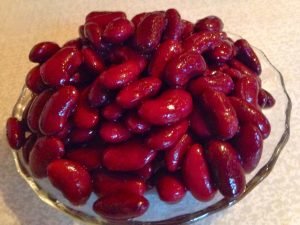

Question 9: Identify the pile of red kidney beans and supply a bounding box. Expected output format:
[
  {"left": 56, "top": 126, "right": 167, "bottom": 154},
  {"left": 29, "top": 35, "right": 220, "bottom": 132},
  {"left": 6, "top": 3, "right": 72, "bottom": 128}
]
[{"left": 6, "top": 9, "right": 276, "bottom": 220}]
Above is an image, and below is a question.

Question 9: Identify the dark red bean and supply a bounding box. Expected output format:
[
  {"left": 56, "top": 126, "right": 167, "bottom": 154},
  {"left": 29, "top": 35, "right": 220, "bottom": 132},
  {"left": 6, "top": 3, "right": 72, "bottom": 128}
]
[
  {"left": 22, "top": 134, "right": 37, "bottom": 164},
  {"left": 47, "top": 159, "right": 92, "bottom": 205},
  {"left": 222, "top": 67, "right": 244, "bottom": 81},
  {"left": 6, "top": 117, "right": 25, "bottom": 150},
  {"left": 156, "top": 173, "right": 186, "bottom": 203},
  {"left": 29, "top": 136, "right": 64, "bottom": 178},
  {"left": 116, "top": 77, "right": 162, "bottom": 109},
  {"left": 29, "top": 41, "right": 60, "bottom": 63},
  {"left": 183, "top": 144, "right": 216, "bottom": 201},
  {"left": 189, "top": 107, "right": 212, "bottom": 139},
  {"left": 234, "top": 75, "right": 259, "bottom": 107},
  {"left": 258, "top": 89, "right": 276, "bottom": 108},
  {"left": 134, "top": 163, "right": 153, "bottom": 180},
  {"left": 183, "top": 31, "right": 222, "bottom": 54},
  {"left": 189, "top": 72, "right": 234, "bottom": 96},
  {"left": 81, "top": 47, "right": 105, "bottom": 74},
  {"left": 40, "top": 47, "right": 82, "bottom": 87},
  {"left": 164, "top": 51, "right": 206, "bottom": 87},
  {"left": 93, "top": 192, "right": 149, "bottom": 220},
  {"left": 134, "top": 12, "right": 166, "bottom": 52},
  {"left": 147, "top": 120, "right": 189, "bottom": 151},
  {"left": 209, "top": 40, "right": 234, "bottom": 63},
  {"left": 194, "top": 16, "right": 224, "bottom": 32},
  {"left": 93, "top": 171, "right": 146, "bottom": 196},
  {"left": 62, "top": 38, "right": 83, "bottom": 49},
  {"left": 102, "top": 140, "right": 156, "bottom": 171},
  {"left": 232, "top": 123, "right": 263, "bottom": 173},
  {"left": 131, "top": 12, "right": 148, "bottom": 27},
  {"left": 66, "top": 147, "right": 102, "bottom": 171},
  {"left": 163, "top": 9, "right": 182, "bottom": 41},
  {"left": 229, "top": 59, "right": 257, "bottom": 77},
  {"left": 148, "top": 40, "right": 183, "bottom": 78},
  {"left": 125, "top": 113, "right": 151, "bottom": 134},
  {"left": 165, "top": 134, "right": 192, "bottom": 172},
  {"left": 97, "top": 60, "right": 142, "bottom": 90},
  {"left": 181, "top": 20, "right": 194, "bottom": 40},
  {"left": 206, "top": 140, "right": 245, "bottom": 198},
  {"left": 235, "top": 39, "right": 261, "bottom": 75},
  {"left": 84, "top": 22, "right": 102, "bottom": 49},
  {"left": 103, "top": 18, "right": 134, "bottom": 44},
  {"left": 200, "top": 89, "right": 239, "bottom": 140},
  {"left": 229, "top": 97, "right": 271, "bottom": 139},
  {"left": 69, "top": 128, "right": 96, "bottom": 144},
  {"left": 25, "top": 65, "right": 47, "bottom": 93},
  {"left": 27, "top": 90, "right": 53, "bottom": 133},
  {"left": 73, "top": 88, "right": 99, "bottom": 129},
  {"left": 86, "top": 11, "right": 126, "bottom": 28},
  {"left": 56, "top": 120, "right": 72, "bottom": 139},
  {"left": 39, "top": 86, "right": 79, "bottom": 135},
  {"left": 101, "top": 102, "right": 124, "bottom": 121},
  {"left": 99, "top": 122, "right": 131, "bottom": 143},
  {"left": 138, "top": 89, "right": 193, "bottom": 125},
  {"left": 88, "top": 82, "right": 109, "bottom": 107}
]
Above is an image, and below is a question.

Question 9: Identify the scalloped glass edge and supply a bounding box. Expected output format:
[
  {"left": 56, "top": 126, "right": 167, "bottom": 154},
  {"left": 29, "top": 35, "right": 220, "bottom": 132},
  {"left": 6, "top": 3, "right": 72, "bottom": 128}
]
[{"left": 10, "top": 34, "right": 292, "bottom": 225}]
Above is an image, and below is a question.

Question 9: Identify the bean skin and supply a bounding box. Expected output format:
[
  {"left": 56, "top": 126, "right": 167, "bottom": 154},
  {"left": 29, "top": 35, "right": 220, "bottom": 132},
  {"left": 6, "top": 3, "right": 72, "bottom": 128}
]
[
  {"left": 29, "top": 41, "right": 60, "bottom": 63},
  {"left": 234, "top": 75, "right": 259, "bottom": 107},
  {"left": 88, "top": 82, "right": 109, "bottom": 107},
  {"left": 68, "top": 128, "right": 96, "bottom": 145},
  {"left": 6, "top": 117, "right": 25, "bottom": 150},
  {"left": 258, "top": 89, "right": 276, "bottom": 108},
  {"left": 209, "top": 40, "right": 234, "bottom": 63},
  {"left": 163, "top": 8, "right": 182, "bottom": 41},
  {"left": 181, "top": 20, "right": 194, "bottom": 40},
  {"left": 194, "top": 16, "right": 224, "bottom": 32},
  {"left": 84, "top": 22, "right": 102, "bottom": 49},
  {"left": 124, "top": 113, "right": 151, "bottom": 134},
  {"left": 229, "top": 59, "right": 257, "bottom": 77},
  {"left": 189, "top": 107, "right": 212, "bottom": 139},
  {"left": 86, "top": 11, "right": 126, "bottom": 28},
  {"left": 22, "top": 134, "right": 37, "bottom": 164},
  {"left": 81, "top": 47, "right": 105, "bottom": 74},
  {"left": 101, "top": 102, "right": 124, "bottom": 121},
  {"left": 103, "top": 18, "right": 134, "bottom": 44},
  {"left": 25, "top": 65, "right": 47, "bottom": 93},
  {"left": 98, "top": 122, "right": 131, "bottom": 143}
]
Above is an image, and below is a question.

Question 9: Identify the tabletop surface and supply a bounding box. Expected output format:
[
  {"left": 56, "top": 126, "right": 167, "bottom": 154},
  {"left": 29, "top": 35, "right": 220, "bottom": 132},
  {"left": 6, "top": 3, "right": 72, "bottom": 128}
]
[{"left": 0, "top": 0, "right": 299, "bottom": 224}]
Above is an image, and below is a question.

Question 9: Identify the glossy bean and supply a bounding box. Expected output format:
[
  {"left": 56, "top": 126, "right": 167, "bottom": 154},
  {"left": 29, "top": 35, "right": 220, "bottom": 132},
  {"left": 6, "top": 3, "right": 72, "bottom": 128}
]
[
  {"left": 163, "top": 8, "right": 182, "bottom": 41},
  {"left": 234, "top": 75, "right": 259, "bottom": 106},
  {"left": 101, "top": 102, "right": 124, "bottom": 121},
  {"left": 103, "top": 18, "right": 134, "bottom": 44},
  {"left": 99, "top": 122, "right": 131, "bottom": 143},
  {"left": 189, "top": 107, "right": 212, "bottom": 139},
  {"left": 29, "top": 41, "right": 60, "bottom": 63},
  {"left": 69, "top": 128, "right": 96, "bottom": 144},
  {"left": 88, "top": 82, "right": 109, "bottom": 107},
  {"left": 258, "top": 89, "right": 276, "bottom": 108},
  {"left": 194, "top": 16, "right": 224, "bottom": 32},
  {"left": 22, "top": 134, "right": 37, "bottom": 164},
  {"left": 229, "top": 59, "right": 257, "bottom": 77},
  {"left": 86, "top": 11, "right": 126, "bottom": 28},
  {"left": 6, "top": 117, "right": 25, "bottom": 150},
  {"left": 81, "top": 47, "right": 105, "bottom": 74},
  {"left": 25, "top": 65, "right": 47, "bottom": 93},
  {"left": 209, "top": 40, "right": 234, "bottom": 63},
  {"left": 181, "top": 20, "right": 194, "bottom": 40},
  {"left": 124, "top": 113, "right": 151, "bottom": 134},
  {"left": 84, "top": 22, "right": 102, "bottom": 49}
]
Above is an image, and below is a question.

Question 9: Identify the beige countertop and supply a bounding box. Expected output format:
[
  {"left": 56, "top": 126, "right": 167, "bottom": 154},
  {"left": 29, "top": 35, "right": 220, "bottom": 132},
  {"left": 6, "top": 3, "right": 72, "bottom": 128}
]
[{"left": 0, "top": 0, "right": 299, "bottom": 224}]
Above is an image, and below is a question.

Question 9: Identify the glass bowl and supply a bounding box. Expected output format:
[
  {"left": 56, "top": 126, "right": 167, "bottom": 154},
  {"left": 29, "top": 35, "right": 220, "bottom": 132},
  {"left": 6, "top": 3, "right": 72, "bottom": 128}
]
[{"left": 11, "top": 34, "right": 291, "bottom": 225}]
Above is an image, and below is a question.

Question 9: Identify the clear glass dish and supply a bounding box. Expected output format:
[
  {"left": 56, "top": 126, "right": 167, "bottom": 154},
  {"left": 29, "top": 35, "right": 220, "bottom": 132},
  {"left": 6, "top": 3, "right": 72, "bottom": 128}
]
[{"left": 11, "top": 34, "right": 291, "bottom": 225}]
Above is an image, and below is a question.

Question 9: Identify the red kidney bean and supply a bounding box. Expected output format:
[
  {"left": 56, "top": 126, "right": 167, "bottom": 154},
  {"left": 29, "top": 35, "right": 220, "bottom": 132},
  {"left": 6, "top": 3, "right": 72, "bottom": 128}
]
[
  {"left": 39, "top": 86, "right": 79, "bottom": 135},
  {"left": 165, "top": 134, "right": 192, "bottom": 172},
  {"left": 116, "top": 77, "right": 162, "bottom": 109},
  {"left": 21, "top": 96, "right": 34, "bottom": 131},
  {"left": 56, "top": 120, "right": 72, "bottom": 139},
  {"left": 93, "top": 171, "right": 146, "bottom": 196},
  {"left": 109, "top": 46, "right": 147, "bottom": 71},
  {"left": 125, "top": 112, "right": 151, "bottom": 134},
  {"left": 181, "top": 20, "right": 194, "bottom": 40},
  {"left": 69, "top": 128, "right": 96, "bottom": 144},
  {"left": 29, "top": 41, "right": 60, "bottom": 63},
  {"left": 189, "top": 72, "right": 234, "bottom": 96},
  {"left": 206, "top": 140, "right": 245, "bottom": 198},
  {"left": 148, "top": 40, "right": 182, "bottom": 78},
  {"left": 84, "top": 22, "right": 102, "bottom": 49},
  {"left": 183, "top": 144, "right": 216, "bottom": 201},
  {"left": 47, "top": 159, "right": 92, "bottom": 205},
  {"left": 229, "top": 97, "right": 271, "bottom": 139},
  {"left": 99, "top": 122, "right": 131, "bottom": 143},
  {"left": 40, "top": 47, "right": 82, "bottom": 87},
  {"left": 134, "top": 163, "right": 153, "bottom": 180},
  {"left": 194, "top": 16, "right": 224, "bottom": 32},
  {"left": 103, "top": 18, "right": 134, "bottom": 44},
  {"left": 234, "top": 75, "right": 259, "bottom": 106},
  {"left": 163, "top": 8, "right": 182, "bottom": 41},
  {"left": 209, "top": 40, "right": 234, "bottom": 63},
  {"left": 156, "top": 173, "right": 186, "bottom": 203},
  {"left": 222, "top": 67, "right": 244, "bottom": 81},
  {"left": 189, "top": 107, "right": 212, "bottom": 139},
  {"left": 93, "top": 192, "right": 149, "bottom": 220},
  {"left": 183, "top": 31, "right": 222, "bottom": 54},
  {"left": 63, "top": 38, "right": 83, "bottom": 49},
  {"left": 29, "top": 136, "right": 64, "bottom": 178},
  {"left": 134, "top": 12, "right": 166, "bottom": 52},
  {"left": 6, "top": 117, "right": 25, "bottom": 150},
  {"left": 97, "top": 60, "right": 142, "bottom": 90},
  {"left": 22, "top": 134, "right": 37, "bottom": 164},
  {"left": 232, "top": 123, "right": 263, "bottom": 173},
  {"left": 86, "top": 11, "right": 126, "bottom": 28},
  {"left": 88, "top": 82, "right": 109, "bottom": 107},
  {"left": 102, "top": 140, "right": 156, "bottom": 171},
  {"left": 200, "top": 89, "right": 239, "bottom": 139},
  {"left": 73, "top": 88, "right": 99, "bottom": 129},
  {"left": 234, "top": 39, "right": 261, "bottom": 75},
  {"left": 258, "top": 89, "right": 276, "bottom": 108},
  {"left": 229, "top": 59, "right": 257, "bottom": 77},
  {"left": 147, "top": 120, "right": 189, "bottom": 151},
  {"left": 138, "top": 89, "right": 193, "bottom": 125},
  {"left": 131, "top": 12, "right": 148, "bottom": 27},
  {"left": 164, "top": 52, "right": 206, "bottom": 87},
  {"left": 101, "top": 102, "right": 124, "bottom": 121},
  {"left": 81, "top": 47, "right": 105, "bottom": 74},
  {"left": 66, "top": 147, "right": 102, "bottom": 171},
  {"left": 26, "top": 65, "right": 47, "bottom": 93},
  {"left": 27, "top": 90, "right": 53, "bottom": 133}
]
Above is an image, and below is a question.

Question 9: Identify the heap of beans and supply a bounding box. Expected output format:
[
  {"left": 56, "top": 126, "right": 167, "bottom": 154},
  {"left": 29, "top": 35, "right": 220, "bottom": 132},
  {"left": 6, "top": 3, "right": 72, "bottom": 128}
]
[{"left": 6, "top": 9, "right": 275, "bottom": 220}]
